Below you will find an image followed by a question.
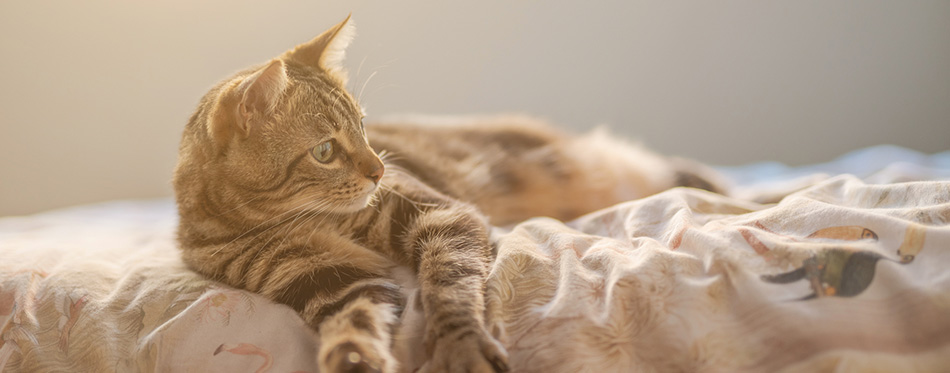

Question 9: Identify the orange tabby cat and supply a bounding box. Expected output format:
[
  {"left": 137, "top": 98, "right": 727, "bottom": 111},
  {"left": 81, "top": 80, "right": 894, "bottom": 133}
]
[{"left": 174, "top": 15, "right": 723, "bottom": 373}]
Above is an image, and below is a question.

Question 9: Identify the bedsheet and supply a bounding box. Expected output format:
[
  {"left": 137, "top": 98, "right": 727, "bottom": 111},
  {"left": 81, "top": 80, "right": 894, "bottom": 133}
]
[{"left": 2, "top": 145, "right": 949, "bottom": 372}]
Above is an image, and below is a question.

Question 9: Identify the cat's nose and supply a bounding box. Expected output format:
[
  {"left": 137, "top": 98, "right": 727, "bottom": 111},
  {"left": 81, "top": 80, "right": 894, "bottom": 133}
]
[{"left": 365, "top": 160, "right": 384, "bottom": 184}]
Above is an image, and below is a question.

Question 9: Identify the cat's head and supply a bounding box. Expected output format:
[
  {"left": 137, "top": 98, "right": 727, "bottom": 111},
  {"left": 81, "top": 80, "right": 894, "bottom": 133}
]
[{"left": 177, "top": 15, "right": 383, "bottom": 217}]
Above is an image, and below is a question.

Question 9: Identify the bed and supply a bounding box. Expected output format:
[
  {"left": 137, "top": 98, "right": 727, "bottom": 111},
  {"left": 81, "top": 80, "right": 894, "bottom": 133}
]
[{"left": 2, "top": 145, "right": 949, "bottom": 372}]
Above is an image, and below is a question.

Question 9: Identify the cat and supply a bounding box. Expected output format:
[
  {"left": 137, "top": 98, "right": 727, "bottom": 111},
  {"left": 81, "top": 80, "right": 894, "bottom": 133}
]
[{"left": 173, "top": 15, "right": 724, "bottom": 373}]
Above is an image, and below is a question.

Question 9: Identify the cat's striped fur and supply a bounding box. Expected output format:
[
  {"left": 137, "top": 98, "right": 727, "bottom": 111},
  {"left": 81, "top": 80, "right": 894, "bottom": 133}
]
[{"left": 174, "top": 16, "right": 724, "bottom": 373}]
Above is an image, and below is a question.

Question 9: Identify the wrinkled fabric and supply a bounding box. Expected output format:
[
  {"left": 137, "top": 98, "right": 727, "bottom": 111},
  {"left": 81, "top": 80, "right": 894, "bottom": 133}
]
[
  {"left": 2, "top": 146, "right": 949, "bottom": 372},
  {"left": 488, "top": 176, "right": 949, "bottom": 372}
]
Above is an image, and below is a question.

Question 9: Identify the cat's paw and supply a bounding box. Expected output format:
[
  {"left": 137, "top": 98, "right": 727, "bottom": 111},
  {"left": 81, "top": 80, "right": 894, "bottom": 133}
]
[
  {"left": 418, "top": 331, "right": 509, "bottom": 373},
  {"left": 321, "top": 340, "right": 393, "bottom": 373}
]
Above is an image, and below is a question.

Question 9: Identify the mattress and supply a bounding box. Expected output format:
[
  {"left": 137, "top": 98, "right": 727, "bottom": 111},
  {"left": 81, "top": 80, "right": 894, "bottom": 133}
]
[{"left": 2, "top": 145, "right": 949, "bottom": 372}]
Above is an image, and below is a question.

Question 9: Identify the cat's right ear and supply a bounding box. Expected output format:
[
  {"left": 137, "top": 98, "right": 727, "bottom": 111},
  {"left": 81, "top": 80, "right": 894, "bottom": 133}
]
[
  {"left": 281, "top": 14, "right": 354, "bottom": 85},
  {"left": 210, "top": 60, "right": 288, "bottom": 144}
]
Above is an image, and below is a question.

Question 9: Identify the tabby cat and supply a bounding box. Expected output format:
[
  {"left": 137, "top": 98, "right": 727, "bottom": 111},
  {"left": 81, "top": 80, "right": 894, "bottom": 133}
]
[{"left": 174, "top": 16, "right": 723, "bottom": 373}]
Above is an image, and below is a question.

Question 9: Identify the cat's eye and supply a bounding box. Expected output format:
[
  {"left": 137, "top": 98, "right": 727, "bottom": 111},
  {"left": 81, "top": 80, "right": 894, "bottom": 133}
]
[{"left": 311, "top": 141, "right": 334, "bottom": 163}]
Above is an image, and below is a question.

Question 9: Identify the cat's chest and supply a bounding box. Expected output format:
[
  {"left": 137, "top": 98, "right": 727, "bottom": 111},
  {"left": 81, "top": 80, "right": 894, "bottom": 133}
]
[{"left": 324, "top": 211, "right": 404, "bottom": 256}]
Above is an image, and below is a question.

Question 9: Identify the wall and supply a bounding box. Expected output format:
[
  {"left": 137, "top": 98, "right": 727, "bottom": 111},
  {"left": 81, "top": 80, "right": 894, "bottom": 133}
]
[{"left": 2, "top": 1, "right": 948, "bottom": 216}]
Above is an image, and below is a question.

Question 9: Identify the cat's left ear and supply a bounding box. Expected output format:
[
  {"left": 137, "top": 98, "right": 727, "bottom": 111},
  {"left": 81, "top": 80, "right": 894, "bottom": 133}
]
[
  {"left": 281, "top": 14, "right": 355, "bottom": 85},
  {"left": 209, "top": 59, "right": 288, "bottom": 145},
  {"left": 236, "top": 59, "right": 288, "bottom": 134}
]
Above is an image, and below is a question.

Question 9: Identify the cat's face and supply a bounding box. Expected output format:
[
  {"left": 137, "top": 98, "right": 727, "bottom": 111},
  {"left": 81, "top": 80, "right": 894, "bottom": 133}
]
[
  {"left": 270, "top": 62, "right": 385, "bottom": 214},
  {"left": 197, "top": 16, "right": 384, "bottom": 215}
]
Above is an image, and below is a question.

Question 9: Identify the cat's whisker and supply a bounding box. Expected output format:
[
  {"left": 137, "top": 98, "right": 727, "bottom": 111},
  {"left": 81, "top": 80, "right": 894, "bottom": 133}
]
[
  {"left": 357, "top": 70, "right": 378, "bottom": 105},
  {"left": 239, "top": 200, "right": 319, "bottom": 247},
  {"left": 367, "top": 185, "right": 421, "bottom": 245},
  {"left": 260, "top": 198, "right": 338, "bottom": 261},
  {"left": 267, "top": 199, "right": 326, "bottom": 251},
  {"left": 210, "top": 200, "right": 321, "bottom": 258},
  {"left": 378, "top": 151, "right": 407, "bottom": 166},
  {"left": 365, "top": 58, "right": 397, "bottom": 73},
  {"left": 305, "top": 197, "right": 358, "bottom": 245},
  {"left": 303, "top": 211, "right": 327, "bottom": 244},
  {"left": 382, "top": 165, "right": 412, "bottom": 178},
  {"left": 366, "top": 84, "right": 396, "bottom": 102},
  {"left": 376, "top": 181, "right": 439, "bottom": 212},
  {"left": 379, "top": 167, "right": 433, "bottom": 201},
  {"left": 354, "top": 55, "right": 369, "bottom": 87},
  {"left": 305, "top": 201, "right": 341, "bottom": 243},
  {"left": 210, "top": 207, "right": 299, "bottom": 257},
  {"left": 377, "top": 150, "right": 405, "bottom": 165},
  {"left": 277, "top": 202, "right": 331, "bottom": 250}
]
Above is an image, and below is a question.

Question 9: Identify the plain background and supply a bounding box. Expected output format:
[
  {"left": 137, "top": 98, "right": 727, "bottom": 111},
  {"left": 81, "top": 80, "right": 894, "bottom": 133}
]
[{"left": 1, "top": 1, "right": 948, "bottom": 216}]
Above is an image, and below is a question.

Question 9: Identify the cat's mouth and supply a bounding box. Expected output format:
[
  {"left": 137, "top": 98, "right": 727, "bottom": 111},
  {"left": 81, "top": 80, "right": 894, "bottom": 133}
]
[{"left": 335, "top": 182, "right": 380, "bottom": 213}]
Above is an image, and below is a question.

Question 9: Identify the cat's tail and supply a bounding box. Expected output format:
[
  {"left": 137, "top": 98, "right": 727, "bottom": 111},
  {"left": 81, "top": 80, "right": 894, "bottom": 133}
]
[{"left": 669, "top": 157, "right": 730, "bottom": 195}]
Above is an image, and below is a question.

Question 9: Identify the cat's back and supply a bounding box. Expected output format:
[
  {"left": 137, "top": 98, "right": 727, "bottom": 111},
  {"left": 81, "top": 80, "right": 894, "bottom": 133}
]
[
  {"left": 367, "top": 114, "right": 562, "bottom": 158},
  {"left": 366, "top": 115, "right": 713, "bottom": 225},
  {"left": 366, "top": 115, "right": 566, "bottom": 223}
]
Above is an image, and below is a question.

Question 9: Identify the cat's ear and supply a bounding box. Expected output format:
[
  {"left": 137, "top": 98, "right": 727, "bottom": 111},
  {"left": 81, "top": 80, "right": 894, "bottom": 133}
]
[
  {"left": 281, "top": 14, "right": 354, "bottom": 84},
  {"left": 209, "top": 59, "right": 287, "bottom": 144},
  {"left": 236, "top": 59, "right": 288, "bottom": 133}
]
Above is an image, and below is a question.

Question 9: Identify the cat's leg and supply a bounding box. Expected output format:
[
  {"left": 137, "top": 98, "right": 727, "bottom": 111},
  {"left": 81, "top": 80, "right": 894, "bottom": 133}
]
[
  {"left": 235, "top": 240, "right": 406, "bottom": 373},
  {"left": 308, "top": 279, "right": 404, "bottom": 373},
  {"left": 328, "top": 176, "right": 508, "bottom": 372},
  {"left": 395, "top": 199, "right": 509, "bottom": 372}
]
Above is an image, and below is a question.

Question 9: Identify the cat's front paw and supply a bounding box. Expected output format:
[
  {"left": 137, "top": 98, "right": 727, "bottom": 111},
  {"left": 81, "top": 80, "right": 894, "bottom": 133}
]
[
  {"left": 321, "top": 340, "right": 393, "bottom": 373},
  {"left": 419, "top": 331, "right": 509, "bottom": 373}
]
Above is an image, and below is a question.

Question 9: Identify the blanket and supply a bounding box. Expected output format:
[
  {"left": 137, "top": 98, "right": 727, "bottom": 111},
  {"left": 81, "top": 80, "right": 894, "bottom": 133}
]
[{"left": 2, "top": 145, "right": 949, "bottom": 372}]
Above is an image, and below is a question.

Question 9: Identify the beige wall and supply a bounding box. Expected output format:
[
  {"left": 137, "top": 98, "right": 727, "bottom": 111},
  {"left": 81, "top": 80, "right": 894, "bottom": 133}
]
[{"left": 2, "top": 1, "right": 948, "bottom": 216}]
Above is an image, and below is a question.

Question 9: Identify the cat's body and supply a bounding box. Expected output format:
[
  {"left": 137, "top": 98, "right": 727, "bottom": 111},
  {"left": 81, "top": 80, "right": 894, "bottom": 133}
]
[
  {"left": 174, "top": 16, "right": 723, "bottom": 373},
  {"left": 366, "top": 115, "right": 719, "bottom": 226}
]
